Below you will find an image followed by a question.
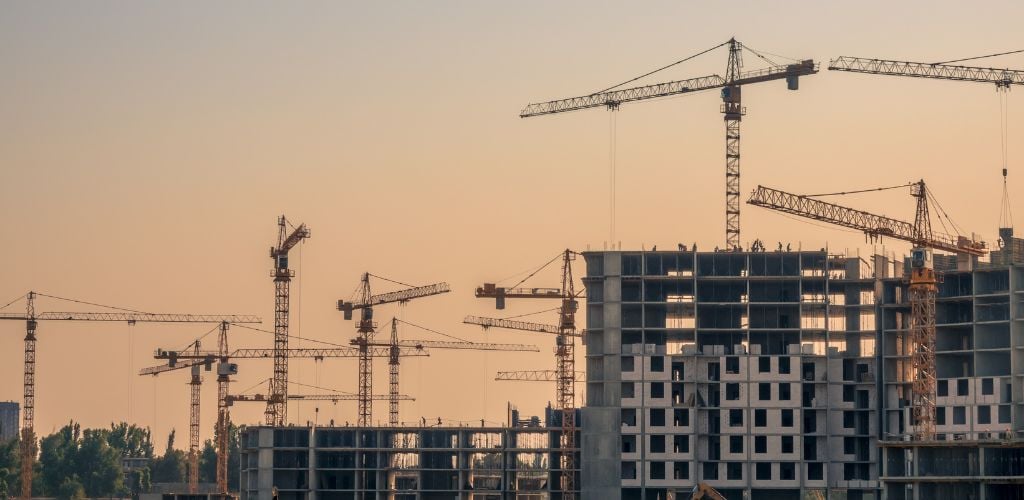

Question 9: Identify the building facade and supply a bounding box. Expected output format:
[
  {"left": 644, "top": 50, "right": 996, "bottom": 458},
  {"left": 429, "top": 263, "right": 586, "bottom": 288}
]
[
  {"left": 237, "top": 248, "right": 1024, "bottom": 499},
  {"left": 239, "top": 423, "right": 576, "bottom": 500},
  {"left": 0, "top": 401, "right": 18, "bottom": 443},
  {"left": 581, "top": 249, "right": 880, "bottom": 499},
  {"left": 581, "top": 248, "right": 1024, "bottom": 500},
  {"left": 878, "top": 261, "right": 1024, "bottom": 499}
]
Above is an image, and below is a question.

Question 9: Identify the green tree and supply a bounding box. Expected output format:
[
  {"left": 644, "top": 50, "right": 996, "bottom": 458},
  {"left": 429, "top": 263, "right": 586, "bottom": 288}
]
[
  {"left": 75, "top": 428, "right": 123, "bottom": 496},
  {"left": 198, "top": 439, "right": 217, "bottom": 483},
  {"left": 55, "top": 476, "right": 85, "bottom": 500},
  {"left": 107, "top": 422, "right": 154, "bottom": 459},
  {"left": 38, "top": 422, "right": 80, "bottom": 494},
  {"left": 0, "top": 436, "right": 18, "bottom": 497},
  {"left": 149, "top": 429, "right": 186, "bottom": 483},
  {"left": 197, "top": 421, "right": 242, "bottom": 489}
]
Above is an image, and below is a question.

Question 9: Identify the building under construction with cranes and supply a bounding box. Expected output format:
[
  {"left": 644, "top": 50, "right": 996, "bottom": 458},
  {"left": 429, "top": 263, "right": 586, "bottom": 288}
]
[
  {"left": 235, "top": 240, "right": 1024, "bottom": 500},
  {"left": 11, "top": 39, "right": 1024, "bottom": 500}
]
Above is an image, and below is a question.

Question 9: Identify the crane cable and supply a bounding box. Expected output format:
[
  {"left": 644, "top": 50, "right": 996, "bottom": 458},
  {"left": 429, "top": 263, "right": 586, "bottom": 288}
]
[
  {"left": 0, "top": 293, "right": 26, "bottom": 311},
  {"left": 288, "top": 379, "right": 355, "bottom": 396},
  {"left": 804, "top": 183, "right": 913, "bottom": 198},
  {"left": 999, "top": 90, "right": 1014, "bottom": 230},
  {"left": 232, "top": 322, "right": 349, "bottom": 348},
  {"left": 506, "top": 252, "right": 564, "bottom": 291},
  {"left": 926, "top": 186, "right": 967, "bottom": 238},
  {"left": 395, "top": 318, "right": 472, "bottom": 343},
  {"left": 934, "top": 48, "right": 1024, "bottom": 65},
  {"left": 34, "top": 292, "right": 153, "bottom": 315},
  {"left": 593, "top": 40, "right": 730, "bottom": 94}
]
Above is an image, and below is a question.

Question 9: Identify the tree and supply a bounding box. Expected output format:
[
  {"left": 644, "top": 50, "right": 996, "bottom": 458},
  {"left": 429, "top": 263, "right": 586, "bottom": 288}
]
[
  {"left": 198, "top": 439, "right": 217, "bottom": 483},
  {"left": 56, "top": 476, "right": 85, "bottom": 500},
  {"left": 107, "top": 422, "right": 154, "bottom": 459},
  {"left": 75, "top": 429, "right": 123, "bottom": 497},
  {"left": 197, "top": 421, "right": 242, "bottom": 489},
  {"left": 38, "top": 422, "right": 80, "bottom": 494},
  {"left": 0, "top": 436, "right": 18, "bottom": 497},
  {"left": 149, "top": 429, "right": 186, "bottom": 483}
]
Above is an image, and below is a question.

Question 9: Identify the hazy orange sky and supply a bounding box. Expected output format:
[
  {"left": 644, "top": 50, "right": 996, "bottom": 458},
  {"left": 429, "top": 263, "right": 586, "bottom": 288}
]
[{"left": 2, "top": 1, "right": 1023, "bottom": 446}]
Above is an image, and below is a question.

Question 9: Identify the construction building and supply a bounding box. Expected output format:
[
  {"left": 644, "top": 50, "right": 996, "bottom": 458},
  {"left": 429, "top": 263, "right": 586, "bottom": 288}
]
[
  {"left": 580, "top": 247, "right": 1024, "bottom": 499},
  {"left": 239, "top": 407, "right": 577, "bottom": 500},
  {"left": 236, "top": 246, "right": 1024, "bottom": 499},
  {"left": 0, "top": 401, "right": 18, "bottom": 443},
  {"left": 581, "top": 248, "right": 879, "bottom": 499},
  {"left": 878, "top": 245, "right": 1024, "bottom": 499}
]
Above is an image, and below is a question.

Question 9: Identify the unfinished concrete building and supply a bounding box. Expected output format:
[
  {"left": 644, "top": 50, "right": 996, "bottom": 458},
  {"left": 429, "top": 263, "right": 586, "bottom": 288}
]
[
  {"left": 0, "top": 401, "right": 17, "bottom": 443},
  {"left": 580, "top": 247, "right": 1024, "bottom": 499},
  {"left": 237, "top": 244, "right": 1024, "bottom": 499},
  {"left": 581, "top": 249, "right": 880, "bottom": 499},
  {"left": 239, "top": 409, "right": 577, "bottom": 500},
  {"left": 878, "top": 248, "right": 1024, "bottom": 499}
]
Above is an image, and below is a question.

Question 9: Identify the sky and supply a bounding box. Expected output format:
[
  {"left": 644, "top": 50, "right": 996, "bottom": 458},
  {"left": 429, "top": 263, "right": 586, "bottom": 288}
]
[{"left": 1, "top": 1, "right": 1023, "bottom": 447}]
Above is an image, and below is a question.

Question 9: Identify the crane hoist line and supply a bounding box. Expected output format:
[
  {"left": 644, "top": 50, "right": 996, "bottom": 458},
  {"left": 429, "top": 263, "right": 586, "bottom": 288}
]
[
  {"left": 748, "top": 180, "right": 986, "bottom": 441},
  {"left": 469, "top": 249, "right": 582, "bottom": 499},
  {"left": 521, "top": 38, "right": 818, "bottom": 250},
  {"left": 337, "top": 273, "right": 451, "bottom": 426},
  {"left": 0, "top": 292, "right": 259, "bottom": 500}
]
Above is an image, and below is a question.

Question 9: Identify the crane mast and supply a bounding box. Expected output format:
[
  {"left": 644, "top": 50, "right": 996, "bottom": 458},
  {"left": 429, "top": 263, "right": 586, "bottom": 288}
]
[
  {"left": 748, "top": 182, "right": 985, "bottom": 440},
  {"left": 20, "top": 293, "right": 37, "bottom": 500},
  {"left": 215, "top": 321, "right": 231, "bottom": 495},
  {"left": 723, "top": 39, "right": 745, "bottom": 250},
  {"left": 469, "top": 249, "right": 580, "bottom": 499},
  {"left": 520, "top": 38, "right": 816, "bottom": 248},
  {"left": 188, "top": 342, "right": 202, "bottom": 494},
  {"left": 389, "top": 318, "right": 400, "bottom": 427},
  {"left": 0, "top": 292, "right": 259, "bottom": 500},
  {"left": 267, "top": 215, "right": 310, "bottom": 426},
  {"left": 373, "top": 318, "right": 539, "bottom": 426},
  {"left": 337, "top": 274, "right": 451, "bottom": 426}
]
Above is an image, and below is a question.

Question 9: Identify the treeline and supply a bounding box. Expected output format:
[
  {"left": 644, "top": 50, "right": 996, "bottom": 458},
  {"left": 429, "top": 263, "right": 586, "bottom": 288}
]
[{"left": 0, "top": 421, "right": 240, "bottom": 498}]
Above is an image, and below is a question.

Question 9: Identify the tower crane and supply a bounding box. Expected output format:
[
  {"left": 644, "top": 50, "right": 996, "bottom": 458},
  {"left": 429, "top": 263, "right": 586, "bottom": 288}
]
[
  {"left": 141, "top": 341, "right": 429, "bottom": 492},
  {"left": 368, "top": 317, "right": 538, "bottom": 426},
  {"left": 748, "top": 181, "right": 986, "bottom": 440},
  {"left": 267, "top": 215, "right": 310, "bottom": 426},
  {"left": 0, "top": 291, "right": 258, "bottom": 500},
  {"left": 337, "top": 273, "right": 450, "bottom": 426},
  {"left": 467, "top": 249, "right": 581, "bottom": 499},
  {"left": 829, "top": 54, "right": 1024, "bottom": 240},
  {"left": 521, "top": 38, "right": 818, "bottom": 249},
  {"left": 464, "top": 316, "right": 584, "bottom": 382},
  {"left": 140, "top": 321, "right": 246, "bottom": 495}
]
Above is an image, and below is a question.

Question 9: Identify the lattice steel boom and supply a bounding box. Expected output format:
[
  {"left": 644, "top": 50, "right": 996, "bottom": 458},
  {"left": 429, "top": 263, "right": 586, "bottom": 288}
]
[
  {"left": 0, "top": 291, "right": 259, "bottom": 500},
  {"left": 495, "top": 370, "right": 586, "bottom": 382},
  {"left": 748, "top": 181, "right": 985, "bottom": 441},
  {"left": 463, "top": 316, "right": 573, "bottom": 336},
  {"left": 747, "top": 183, "right": 986, "bottom": 255},
  {"left": 367, "top": 317, "right": 539, "bottom": 426},
  {"left": 520, "top": 38, "right": 817, "bottom": 248},
  {"left": 338, "top": 273, "right": 451, "bottom": 426},
  {"left": 828, "top": 56, "right": 1024, "bottom": 87},
  {"left": 471, "top": 249, "right": 582, "bottom": 499}
]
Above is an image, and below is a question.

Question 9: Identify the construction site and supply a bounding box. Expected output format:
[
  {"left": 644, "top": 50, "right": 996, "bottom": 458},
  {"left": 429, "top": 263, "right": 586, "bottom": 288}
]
[{"left": 3, "top": 8, "right": 1024, "bottom": 500}]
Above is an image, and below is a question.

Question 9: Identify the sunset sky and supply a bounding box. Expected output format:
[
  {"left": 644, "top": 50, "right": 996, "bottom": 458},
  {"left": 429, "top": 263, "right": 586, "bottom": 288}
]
[{"left": 2, "top": 1, "right": 1023, "bottom": 446}]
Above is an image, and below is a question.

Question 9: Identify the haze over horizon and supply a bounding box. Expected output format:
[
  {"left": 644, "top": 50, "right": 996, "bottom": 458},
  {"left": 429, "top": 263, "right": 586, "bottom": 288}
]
[{"left": 2, "top": 1, "right": 1022, "bottom": 447}]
